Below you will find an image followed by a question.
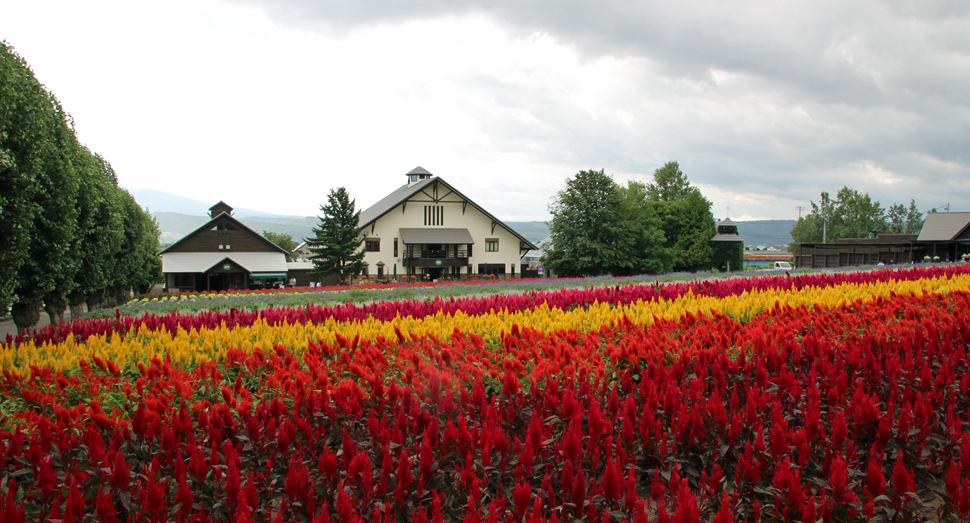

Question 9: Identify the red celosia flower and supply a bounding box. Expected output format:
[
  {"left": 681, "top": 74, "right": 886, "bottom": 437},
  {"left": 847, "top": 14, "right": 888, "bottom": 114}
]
[
  {"left": 867, "top": 451, "right": 886, "bottom": 497},
  {"left": 312, "top": 503, "right": 330, "bottom": 523},
  {"left": 109, "top": 450, "right": 130, "bottom": 490},
  {"left": 512, "top": 480, "right": 531, "bottom": 519},
  {"left": 95, "top": 487, "right": 118, "bottom": 523},
  {"left": 891, "top": 454, "right": 915, "bottom": 502},
  {"left": 947, "top": 459, "right": 962, "bottom": 501},
  {"left": 829, "top": 455, "right": 848, "bottom": 498},
  {"left": 712, "top": 490, "right": 732, "bottom": 523},
  {"left": 601, "top": 457, "right": 622, "bottom": 502}
]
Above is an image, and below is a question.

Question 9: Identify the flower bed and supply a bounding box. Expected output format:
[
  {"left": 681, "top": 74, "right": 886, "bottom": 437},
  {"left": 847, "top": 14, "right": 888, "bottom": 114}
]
[{"left": 1, "top": 266, "right": 969, "bottom": 521}]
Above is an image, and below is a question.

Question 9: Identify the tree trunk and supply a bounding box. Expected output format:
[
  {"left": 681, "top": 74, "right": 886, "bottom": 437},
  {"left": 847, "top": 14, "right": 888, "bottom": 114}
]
[
  {"left": 43, "top": 295, "right": 68, "bottom": 327},
  {"left": 11, "top": 299, "right": 42, "bottom": 334},
  {"left": 69, "top": 291, "right": 85, "bottom": 321},
  {"left": 86, "top": 289, "right": 104, "bottom": 311}
]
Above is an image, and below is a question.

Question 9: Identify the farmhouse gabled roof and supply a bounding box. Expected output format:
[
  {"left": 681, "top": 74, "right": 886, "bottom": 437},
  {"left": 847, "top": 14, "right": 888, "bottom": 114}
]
[
  {"left": 917, "top": 212, "right": 970, "bottom": 242},
  {"left": 159, "top": 208, "right": 289, "bottom": 255},
  {"left": 358, "top": 176, "right": 538, "bottom": 250}
]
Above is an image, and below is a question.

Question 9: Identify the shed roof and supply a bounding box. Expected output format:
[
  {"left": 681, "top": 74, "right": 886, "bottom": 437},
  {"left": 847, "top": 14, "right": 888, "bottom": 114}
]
[
  {"left": 407, "top": 166, "right": 433, "bottom": 175},
  {"left": 710, "top": 233, "right": 744, "bottom": 242},
  {"left": 286, "top": 261, "right": 315, "bottom": 271},
  {"left": 161, "top": 252, "right": 288, "bottom": 273},
  {"left": 399, "top": 228, "right": 475, "bottom": 245},
  {"left": 917, "top": 212, "right": 970, "bottom": 242}
]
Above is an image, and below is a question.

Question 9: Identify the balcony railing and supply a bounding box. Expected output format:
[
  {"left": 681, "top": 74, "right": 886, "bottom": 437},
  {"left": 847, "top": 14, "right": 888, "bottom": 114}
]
[{"left": 403, "top": 250, "right": 469, "bottom": 259}]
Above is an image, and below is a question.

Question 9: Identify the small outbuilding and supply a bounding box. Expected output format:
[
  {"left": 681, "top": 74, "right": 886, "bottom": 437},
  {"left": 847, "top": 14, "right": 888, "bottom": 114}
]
[{"left": 710, "top": 217, "right": 744, "bottom": 272}]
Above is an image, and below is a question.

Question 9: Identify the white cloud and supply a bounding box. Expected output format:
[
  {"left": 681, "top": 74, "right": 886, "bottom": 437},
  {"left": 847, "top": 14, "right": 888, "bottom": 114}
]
[{"left": 1, "top": 0, "right": 969, "bottom": 222}]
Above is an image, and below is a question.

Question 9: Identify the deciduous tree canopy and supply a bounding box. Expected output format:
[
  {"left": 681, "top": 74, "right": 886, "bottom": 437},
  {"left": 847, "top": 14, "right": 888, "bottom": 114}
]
[
  {"left": 645, "top": 162, "right": 715, "bottom": 272},
  {"left": 262, "top": 231, "right": 297, "bottom": 261},
  {"left": 543, "top": 169, "right": 677, "bottom": 277},
  {"left": 790, "top": 187, "right": 924, "bottom": 245}
]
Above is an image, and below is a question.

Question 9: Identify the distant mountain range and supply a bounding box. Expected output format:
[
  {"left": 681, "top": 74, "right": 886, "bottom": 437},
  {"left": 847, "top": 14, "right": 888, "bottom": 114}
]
[
  {"left": 132, "top": 190, "right": 306, "bottom": 219},
  {"left": 136, "top": 190, "right": 794, "bottom": 247}
]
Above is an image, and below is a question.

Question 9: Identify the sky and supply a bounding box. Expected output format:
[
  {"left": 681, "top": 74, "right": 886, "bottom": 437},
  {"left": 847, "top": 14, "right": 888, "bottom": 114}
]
[{"left": 2, "top": 0, "right": 969, "bottom": 222}]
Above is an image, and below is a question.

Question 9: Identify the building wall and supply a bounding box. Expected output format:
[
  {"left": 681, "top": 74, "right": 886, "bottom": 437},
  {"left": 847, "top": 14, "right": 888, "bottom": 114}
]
[{"left": 360, "top": 187, "right": 523, "bottom": 277}]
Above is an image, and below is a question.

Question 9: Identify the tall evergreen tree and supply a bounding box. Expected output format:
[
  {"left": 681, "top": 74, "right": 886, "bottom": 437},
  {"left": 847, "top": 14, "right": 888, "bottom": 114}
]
[{"left": 306, "top": 187, "right": 364, "bottom": 284}]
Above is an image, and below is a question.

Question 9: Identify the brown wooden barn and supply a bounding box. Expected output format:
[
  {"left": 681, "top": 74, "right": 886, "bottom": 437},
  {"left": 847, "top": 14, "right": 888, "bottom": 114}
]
[{"left": 160, "top": 202, "right": 290, "bottom": 292}]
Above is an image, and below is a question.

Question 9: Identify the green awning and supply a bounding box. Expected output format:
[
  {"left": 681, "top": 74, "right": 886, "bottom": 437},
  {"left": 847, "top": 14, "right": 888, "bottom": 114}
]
[{"left": 249, "top": 272, "right": 287, "bottom": 279}]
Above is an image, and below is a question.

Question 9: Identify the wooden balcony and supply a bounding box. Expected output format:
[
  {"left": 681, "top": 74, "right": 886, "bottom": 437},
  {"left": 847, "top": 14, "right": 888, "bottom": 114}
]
[{"left": 402, "top": 250, "right": 469, "bottom": 268}]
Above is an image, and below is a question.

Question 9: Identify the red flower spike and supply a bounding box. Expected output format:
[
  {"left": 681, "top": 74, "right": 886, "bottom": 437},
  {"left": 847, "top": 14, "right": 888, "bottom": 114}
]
[
  {"left": 175, "top": 475, "right": 193, "bottom": 521},
  {"left": 512, "top": 480, "right": 531, "bottom": 519},
  {"left": 867, "top": 451, "right": 886, "bottom": 497},
  {"left": 571, "top": 468, "right": 586, "bottom": 515},
  {"left": 829, "top": 455, "right": 848, "bottom": 499},
  {"left": 651, "top": 468, "right": 665, "bottom": 501},
  {"left": 96, "top": 487, "right": 118, "bottom": 523},
  {"left": 601, "top": 457, "right": 622, "bottom": 502},
  {"left": 625, "top": 466, "right": 638, "bottom": 512},
  {"left": 891, "top": 453, "right": 915, "bottom": 502},
  {"left": 673, "top": 480, "right": 700, "bottom": 523},
  {"left": 713, "top": 490, "right": 732, "bottom": 523}
]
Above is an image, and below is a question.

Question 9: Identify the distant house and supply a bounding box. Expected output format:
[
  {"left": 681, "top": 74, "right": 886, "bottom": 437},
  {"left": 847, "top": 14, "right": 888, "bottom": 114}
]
[
  {"left": 159, "top": 202, "right": 291, "bottom": 292},
  {"left": 521, "top": 236, "right": 552, "bottom": 277},
  {"left": 356, "top": 167, "right": 538, "bottom": 281},
  {"left": 291, "top": 241, "right": 312, "bottom": 261},
  {"left": 916, "top": 212, "right": 970, "bottom": 259}
]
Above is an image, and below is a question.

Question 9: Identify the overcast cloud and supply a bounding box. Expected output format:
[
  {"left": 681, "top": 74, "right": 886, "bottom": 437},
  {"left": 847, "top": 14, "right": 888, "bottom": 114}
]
[{"left": 2, "top": 0, "right": 968, "bottom": 221}]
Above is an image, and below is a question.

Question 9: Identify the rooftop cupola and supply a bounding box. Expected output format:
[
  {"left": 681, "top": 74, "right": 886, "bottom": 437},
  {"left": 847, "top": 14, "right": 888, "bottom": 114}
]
[
  {"left": 406, "top": 166, "right": 433, "bottom": 186},
  {"left": 716, "top": 217, "right": 738, "bottom": 235},
  {"left": 209, "top": 201, "right": 233, "bottom": 218}
]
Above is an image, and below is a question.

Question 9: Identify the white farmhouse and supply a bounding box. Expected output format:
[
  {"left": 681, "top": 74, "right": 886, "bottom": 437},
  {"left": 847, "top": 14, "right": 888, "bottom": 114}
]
[{"left": 357, "top": 167, "right": 538, "bottom": 281}]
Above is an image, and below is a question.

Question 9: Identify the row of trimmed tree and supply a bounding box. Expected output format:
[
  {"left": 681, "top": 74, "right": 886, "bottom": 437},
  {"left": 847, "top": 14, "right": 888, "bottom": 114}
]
[
  {"left": 543, "top": 163, "right": 717, "bottom": 277},
  {"left": 1, "top": 42, "right": 161, "bottom": 333}
]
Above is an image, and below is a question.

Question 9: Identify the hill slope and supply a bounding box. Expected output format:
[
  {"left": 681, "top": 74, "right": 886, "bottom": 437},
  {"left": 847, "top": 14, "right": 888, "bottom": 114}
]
[{"left": 734, "top": 220, "right": 796, "bottom": 247}]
